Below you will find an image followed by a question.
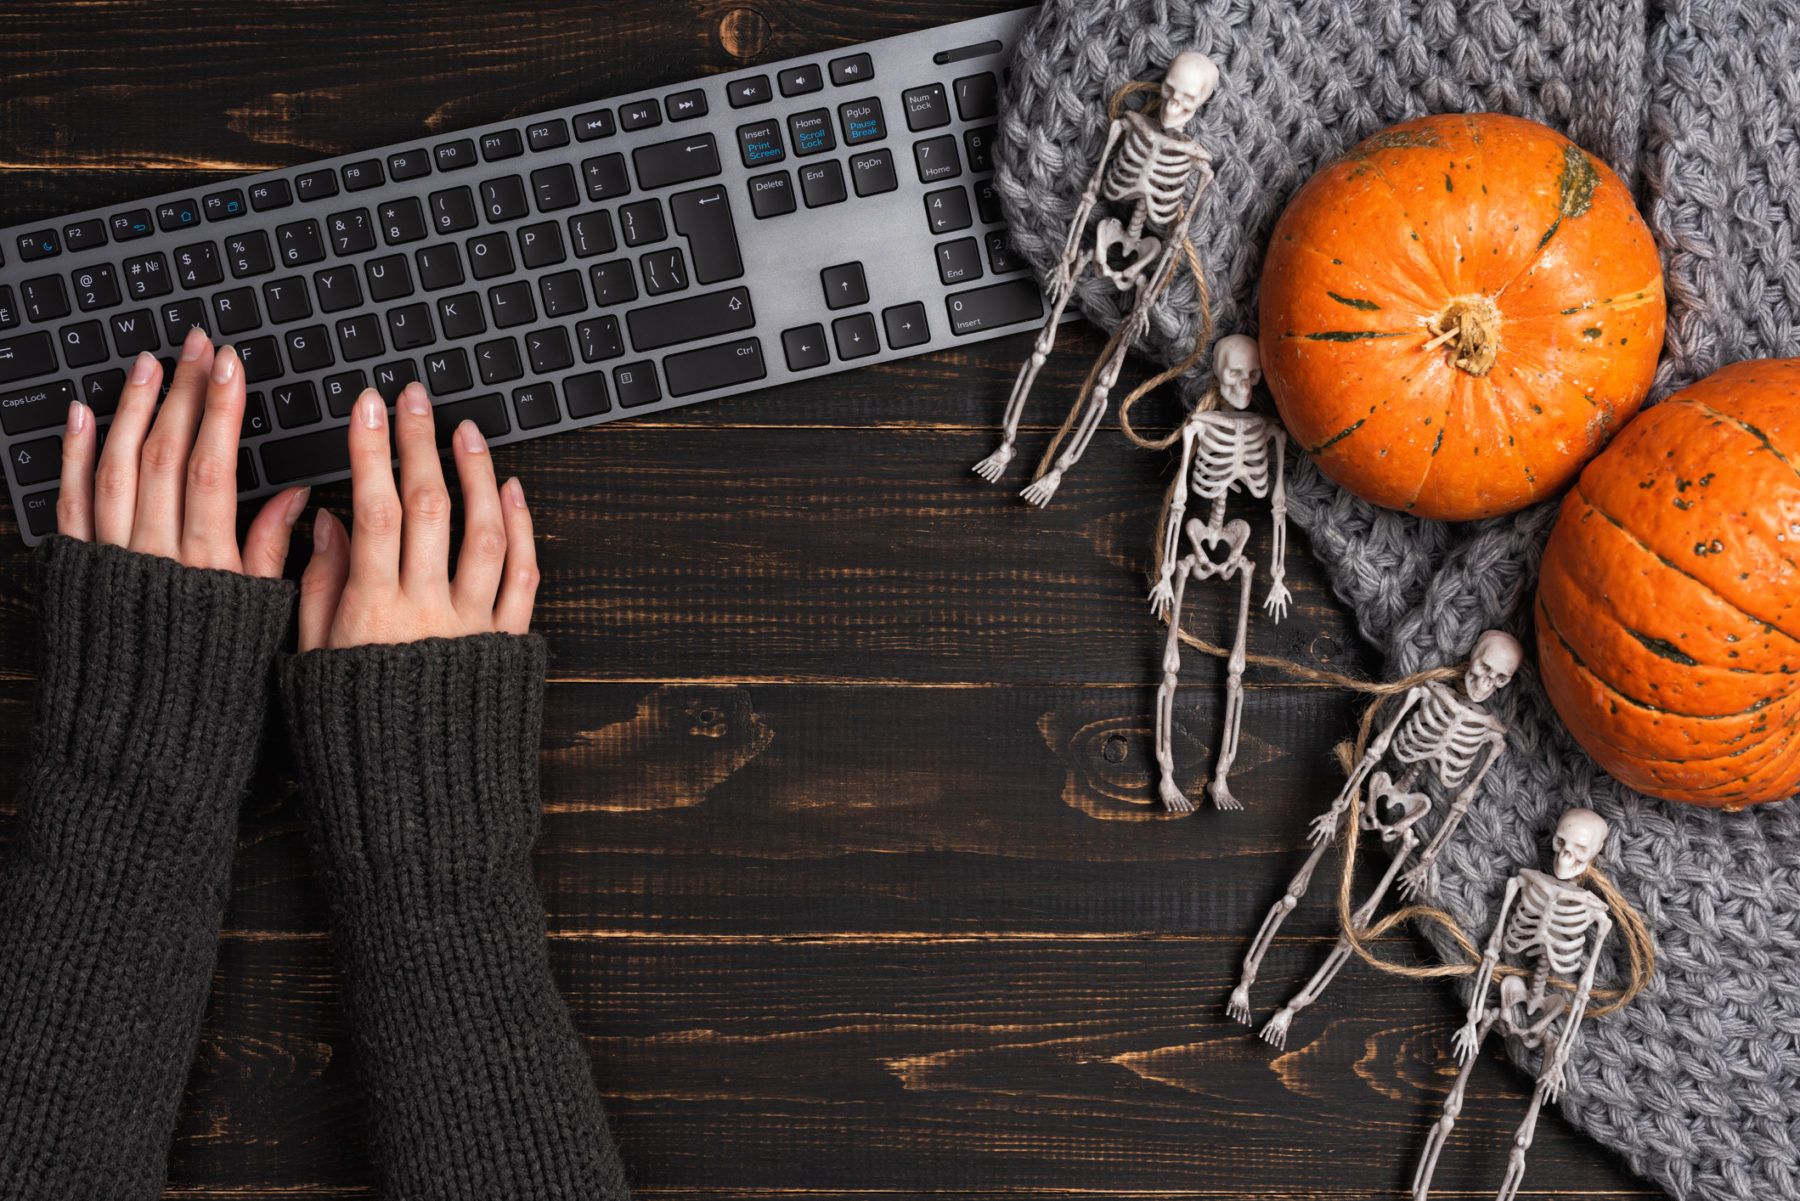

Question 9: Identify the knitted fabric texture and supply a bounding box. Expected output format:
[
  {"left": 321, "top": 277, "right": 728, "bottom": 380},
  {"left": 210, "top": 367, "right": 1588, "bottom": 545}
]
[
  {"left": 997, "top": 2, "right": 1800, "bottom": 1199},
  {"left": 0, "top": 537, "right": 295, "bottom": 1198},
  {"left": 280, "top": 634, "right": 630, "bottom": 1201}
]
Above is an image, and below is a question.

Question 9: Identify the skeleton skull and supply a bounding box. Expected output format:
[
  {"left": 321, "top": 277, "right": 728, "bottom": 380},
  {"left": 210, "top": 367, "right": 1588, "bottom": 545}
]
[
  {"left": 1463, "top": 629, "right": 1523, "bottom": 703},
  {"left": 1215, "top": 334, "right": 1261, "bottom": 409},
  {"left": 1552, "top": 808, "right": 1609, "bottom": 879},
  {"left": 1160, "top": 51, "right": 1219, "bottom": 130}
]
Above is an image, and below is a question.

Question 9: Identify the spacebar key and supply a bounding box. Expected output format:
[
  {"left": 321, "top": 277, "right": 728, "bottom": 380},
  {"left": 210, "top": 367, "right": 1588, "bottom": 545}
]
[
  {"left": 262, "top": 428, "right": 351, "bottom": 485},
  {"left": 0, "top": 332, "right": 57, "bottom": 385},
  {"left": 627, "top": 286, "right": 755, "bottom": 352}
]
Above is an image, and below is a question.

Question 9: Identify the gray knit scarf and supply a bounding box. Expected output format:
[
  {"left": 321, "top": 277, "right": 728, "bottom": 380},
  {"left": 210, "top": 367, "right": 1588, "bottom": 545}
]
[{"left": 994, "top": 2, "right": 1800, "bottom": 1197}]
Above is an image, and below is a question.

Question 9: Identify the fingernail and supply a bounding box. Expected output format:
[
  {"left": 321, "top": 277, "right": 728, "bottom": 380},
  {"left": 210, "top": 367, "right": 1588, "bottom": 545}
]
[
  {"left": 313, "top": 509, "right": 333, "bottom": 551},
  {"left": 129, "top": 351, "right": 157, "bottom": 386},
  {"left": 504, "top": 476, "right": 527, "bottom": 508},
  {"left": 212, "top": 345, "right": 238, "bottom": 384},
  {"left": 358, "top": 390, "right": 386, "bottom": 429},
  {"left": 65, "top": 399, "right": 88, "bottom": 436},
  {"left": 285, "top": 486, "right": 311, "bottom": 527},
  {"left": 401, "top": 384, "right": 430, "bottom": 416},
  {"left": 456, "top": 419, "right": 487, "bottom": 454},
  {"left": 180, "top": 326, "right": 209, "bottom": 361}
]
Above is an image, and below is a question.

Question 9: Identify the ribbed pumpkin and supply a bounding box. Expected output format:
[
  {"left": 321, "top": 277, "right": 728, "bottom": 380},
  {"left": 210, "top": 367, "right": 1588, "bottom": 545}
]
[
  {"left": 1537, "top": 360, "right": 1800, "bottom": 808},
  {"left": 1258, "top": 113, "right": 1666, "bottom": 521}
]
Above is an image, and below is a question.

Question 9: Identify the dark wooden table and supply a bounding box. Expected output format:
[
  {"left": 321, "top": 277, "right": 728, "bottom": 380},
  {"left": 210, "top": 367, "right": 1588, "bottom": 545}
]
[{"left": 0, "top": 4, "right": 1656, "bottom": 1198}]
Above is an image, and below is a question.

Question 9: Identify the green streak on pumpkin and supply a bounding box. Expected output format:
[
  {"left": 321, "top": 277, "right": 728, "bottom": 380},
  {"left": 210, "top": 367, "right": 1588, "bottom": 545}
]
[
  {"left": 1536, "top": 144, "right": 1601, "bottom": 251},
  {"left": 1583, "top": 327, "right": 1603, "bottom": 338},
  {"left": 1327, "top": 292, "right": 1381, "bottom": 311},
  {"left": 1302, "top": 330, "right": 1404, "bottom": 342},
  {"left": 1308, "top": 417, "right": 1366, "bottom": 455},
  {"left": 1628, "top": 629, "right": 1700, "bottom": 666}
]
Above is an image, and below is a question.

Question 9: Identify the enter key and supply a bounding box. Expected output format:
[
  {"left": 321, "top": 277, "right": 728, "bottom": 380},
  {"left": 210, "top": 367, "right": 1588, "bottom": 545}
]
[{"left": 670, "top": 185, "right": 745, "bottom": 285}]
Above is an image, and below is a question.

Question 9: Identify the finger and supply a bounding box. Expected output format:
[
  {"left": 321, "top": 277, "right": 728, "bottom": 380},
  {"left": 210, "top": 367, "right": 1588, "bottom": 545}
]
[
  {"left": 393, "top": 382, "right": 452, "bottom": 593},
  {"left": 346, "top": 388, "right": 401, "bottom": 589},
  {"left": 92, "top": 351, "right": 164, "bottom": 545},
  {"left": 450, "top": 419, "right": 505, "bottom": 614},
  {"left": 242, "top": 485, "right": 310, "bottom": 579},
  {"left": 492, "top": 477, "right": 538, "bottom": 634},
  {"left": 297, "top": 509, "right": 350, "bottom": 653},
  {"left": 131, "top": 327, "right": 215, "bottom": 558},
  {"left": 54, "top": 401, "right": 96, "bottom": 541},
  {"left": 180, "top": 344, "right": 247, "bottom": 567}
]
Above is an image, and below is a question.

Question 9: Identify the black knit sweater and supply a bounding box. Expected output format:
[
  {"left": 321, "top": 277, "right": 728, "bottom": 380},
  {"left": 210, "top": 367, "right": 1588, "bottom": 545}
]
[{"left": 0, "top": 537, "right": 629, "bottom": 1201}]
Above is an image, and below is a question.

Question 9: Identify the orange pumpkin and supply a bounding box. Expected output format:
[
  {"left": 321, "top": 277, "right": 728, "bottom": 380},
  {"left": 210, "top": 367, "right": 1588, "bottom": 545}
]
[
  {"left": 1258, "top": 113, "right": 1666, "bottom": 521},
  {"left": 1536, "top": 360, "right": 1800, "bottom": 808}
]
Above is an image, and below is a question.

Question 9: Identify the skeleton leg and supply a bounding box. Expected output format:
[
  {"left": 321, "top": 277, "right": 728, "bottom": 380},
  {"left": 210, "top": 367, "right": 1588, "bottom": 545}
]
[
  {"left": 1020, "top": 320, "right": 1134, "bottom": 507},
  {"left": 1495, "top": 1076, "right": 1553, "bottom": 1201},
  {"left": 1412, "top": 1009, "right": 1501, "bottom": 1201},
  {"left": 1261, "top": 828, "right": 1419, "bottom": 1047},
  {"left": 1227, "top": 832, "right": 1336, "bottom": 1024},
  {"left": 973, "top": 253, "right": 1089, "bottom": 482},
  {"left": 1206, "top": 547, "right": 1256, "bottom": 811},
  {"left": 1154, "top": 557, "right": 1198, "bottom": 813}
]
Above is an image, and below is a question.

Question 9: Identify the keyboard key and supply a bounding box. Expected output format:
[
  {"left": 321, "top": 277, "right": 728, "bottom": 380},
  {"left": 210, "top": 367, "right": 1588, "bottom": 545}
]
[
  {"left": 526, "top": 326, "right": 574, "bottom": 373},
  {"left": 634, "top": 134, "right": 723, "bottom": 190},
  {"left": 241, "top": 389, "right": 270, "bottom": 438},
  {"left": 620, "top": 99, "right": 663, "bottom": 130},
  {"left": 838, "top": 98, "right": 886, "bottom": 145},
  {"left": 272, "top": 380, "right": 322, "bottom": 428},
  {"left": 589, "top": 260, "right": 638, "bottom": 306},
  {"left": 263, "top": 277, "right": 311, "bottom": 323},
  {"left": 727, "top": 76, "right": 772, "bottom": 108},
  {"left": 380, "top": 197, "right": 429, "bottom": 245},
  {"left": 425, "top": 347, "right": 473, "bottom": 394},
  {"left": 800, "top": 161, "right": 847, "bottom": 208},
  {"left": 476, "top": 337, "right": 523, "bottom": 384},
  {"left": 174, "top": 243, "right": 224, "bottom": 288},
  {"left": 830, "top": 53, "right": 874, "bottom": 86},
  {"left": 58, "top": 321, "right": 108, "bottom": 368},
  {"left": 850, "top": 150, "right": 898, "bottom": 196},
  {"left": 0, "top": 332, "right": 57, "bottom": 385},
  {"left": 904, "top": 84, "right": 951, "bottom": 131},
  {"left": 954, "top": 72, "right": 999, "bottom": 121},
  {"left": 438, "top": 292, "right": 486, "bottom": 338},
  {"left": 0, "top": 379, "right": 76, "bottom": 435},
  {"left": 9, "top": 435, "right": 61, "bottom": 485},
  {"left": 619, "top": 200, "right": 667, "bottom": 248},
  {"left": 883, "top": 301, "right": 930, "bottom": 349},
  {"left": 436, "top": 139, "right": 478, "bottom": 171},
  {"left": 563, "top": 371, "right": 611, "bottom": 417},
  {"left": 667, "top": 89, "right": 708, "bottom": 121},
  {"left": 204, "top": 189, "right": 248, "bottom": 222},
  {"left": 416, "top": 243, "right": 465, "bottom": 290},
  {"left": 111, "top": 210, "right": 155, "bottom": 241},
  {"left": 481, "top": 129, "right": 525, "bottom": 161},
  {"left": 664, "top": 336, "right": 765, "bottom": 397},
  {"left": 286, "top": 323, "right": 334, "bottom": 371},
  {"left": 986, "top": 230, "right": 1023, "bottom": 274},
  {"left": 925, "top": 186, "right": 973, "bottom": 233},
  {"left": 237, "top": 447, "right": 258, "bottom": 492},
  {"left": 613, "top": 361, "right": 661, "bottom": 407},
  {"left": 314, "top": 266, "right": 364, "bottom": 313},
  {"left": 748, "top": 171, "right": 797, "bottom": 218},
  {"left": 788, "top": 109, "right": 836, "bottom": 157},
  {"left": 519, "top": 222, "right": 567, "bottom": 270},
  {"left": 514, "top": 382, "right": 561, "bottom": 427},
  {"left": 964, "top": 125, "right": 996, "bottom": 173},
  {"left": 914, "top": 135, "right": 962, "bottom": 183},
  {"left": 975, "top": 179, "right": 1003, "bottom": 224},
  {"left": 109, "top": 310, "right": 157, "bottom": 356},
  {"left": 432, "top": 392, "right": 510, "bottom": 446},
  {"left": 159, "top": 299, "right": 208, "bottom": 344},
  {"left": 568, "top": 211, "right": 617, "bottom": 258},
  {"left": 935, "top": 237, "right": 983, "bottom": 285},
  {"left": 539, "top": 269, "right": 587, "bottom": 316},
  {"left": 778, "top": 64, "right": 823, "bottom": 96},
  {"left": 373, "top": 360, "right": 417, "bottom": 402},
  {"left": 365, "top": 254, "right": 414, "bottom": 302},
  {"left": 212, "top": 287, "right": 261, "bottom": 335},
  {"left": 431, "top": 186, "right": 480, "bottom": 234},
  {"left": 577, "top": 315, "right": 624, "bottom": 362},
  {"left": 626, "top": 286, "right": 754, "bottom": 352},
  {"left": 295, "top": 171, "right": 339, "bottom": 202},
  {"left": 277, "top": 219, "right": 327, "bottom": 267},
  {"left": 480, "top": 176, "right": 530, "bottom": 223},
  {"left": 157, "top": 200, "right": 201, "bottom": 232},
  {"left": 488, "top": 280, "right": 536, "bottom": 328},
  {"left": 737, "top": 119, "right": 786, "bottom": 168},
  {"left": 583, "top": 153, "right": 631, "bottom": 202},
  {"left": 528, "top": 120, "right": 570, "bottom": 151},
  {"left": 574, "top": 110, "right": 616, "bottom": 141},
  {"left": 386, "top": 304, "right": 435, "bottom": 351},
  {"left": 821, "top": 262, "right": 867, "bottom": 310},
  {"left": 531, "top": 164, "right": 581, "bottom": 212},
  {"left": 832, "top": 312, "right": 879, "bottom": 359},
  {"left": 945, "top": 277, "right": 1044, "bottom": 335},
  {"left": 63, "top": 219, "right": 107, "bottom": 251},
  {"left": 226, "top": 230, "right": 276, "bottom": 278},
  {"left": 82, "top": 368, "right": 125, "bottom": 413},
  {"left": 336, "top": 314, "right": 385, "bottom": 361},
  {"left": 72, "top": 265, "right": 121, "bottom": 312},
  {"left": 670, "top": 186, "right": 743, "bottom": 284},
  {"left": 323, "top": 370, "right": 366, "bottom": 417},
  {"left": 341, "top": 159, "right": 384, "bottom": 192},
  {"left": 16, "top": 230, "right": 59, "bottom": 261},
  {"left": 639, "top": 247, "right": 688, "bottom": 296},
  {"left": 21, "top": 488, "right": 58, "bottom": 537},
  {"left": 466, "top": 233, "right": 515, "bottom": 280},
  {"left": 782, "top": 324, "right": 830, "bottom": 370},
  {"left": 238, "top": 335, "right": 281, "bottom": 382},
  {"left": 249, "top": 181, "right": 292, "bottom": 212},
  {"left": 262, "top": 427, "right": 351, "bottom": 484},
  {"left": 389, "top": 148, "right": 431, "bottom": 181},
  {"left": 23, "top": 276, "right": 71, "bottom": 322},
  {"left": 0, "top": 286, "right": 13, "bottom": 328}
]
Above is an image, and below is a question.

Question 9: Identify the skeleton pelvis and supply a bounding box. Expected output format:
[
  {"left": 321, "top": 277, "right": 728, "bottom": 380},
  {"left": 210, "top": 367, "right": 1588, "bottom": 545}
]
[
  {"left": 1183, "top": 517, "right": 1250, "bottom": 579},
  {"left": 1094, "top": 217, "right": 1161, "bottom": 290},
  {"left": 1499, "top": 974, "right": 1568, "bottom": 1045},
  {"left": 1360, "top": 770, "right": 1431, "bottom": 841}
]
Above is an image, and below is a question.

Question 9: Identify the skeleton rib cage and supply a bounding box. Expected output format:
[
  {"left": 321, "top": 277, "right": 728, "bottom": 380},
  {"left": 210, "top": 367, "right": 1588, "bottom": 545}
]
[
  {"left": 1101, "top": 111, "right": 1209, "bottom": 232},
  {"left": 1505, "top": 869, "right": 1610, "bottom": 979},
  {"left": 1186, "top": 414, "right": 1276, "bottom": 503},
  {"left": 1388, "top": 683, "right": 1507, "bottom": 789}
]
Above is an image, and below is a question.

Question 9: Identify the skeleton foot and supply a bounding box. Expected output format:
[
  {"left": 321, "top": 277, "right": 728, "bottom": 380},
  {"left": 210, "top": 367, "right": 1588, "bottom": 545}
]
[
  {"left": 1159, "top": 776, "right": 1194, "bottom": 813},
  {"left": 1260, "top": 1007, "right": 1294, "bottom": 1048},
  {"left": 1208, "top": 776, "right": 1242, "bottom": 811},
  {"left": 1225, "top": 985, "right": 1253, "bottom": 1026},
  {"left": 1020, "top": 469, "right": 1064, "bottom": 507},
  {"left": 972, "top": 443, "right": 1015, "bottom": 482},
  {"left": 1495, "top": 1151, "right": 1530, "bottom": 1201}
]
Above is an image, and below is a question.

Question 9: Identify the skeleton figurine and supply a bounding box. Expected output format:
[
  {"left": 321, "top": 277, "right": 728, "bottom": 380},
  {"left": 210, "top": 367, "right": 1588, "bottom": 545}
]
[
  {"left": 1228, "top": 630, "right": 1522, "bottom": 1045},
  {"left": 1413, "top": 809, "right": 1614, "bottom": 1201},
  {"left": 972, "top": 51, "right": 1219, "bottom": 506},
  {"left": 1149, "top": 335, "right": 1289, "bottom": 812}
]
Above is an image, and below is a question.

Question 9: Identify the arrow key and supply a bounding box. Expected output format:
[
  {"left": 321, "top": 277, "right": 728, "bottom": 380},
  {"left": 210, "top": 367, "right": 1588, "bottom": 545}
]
[
  {"left": 882, "top": 302, "right": 930, "bottom": 350},
  {"left": 782, "top": 324, "right": 830, "bottom": 370}
]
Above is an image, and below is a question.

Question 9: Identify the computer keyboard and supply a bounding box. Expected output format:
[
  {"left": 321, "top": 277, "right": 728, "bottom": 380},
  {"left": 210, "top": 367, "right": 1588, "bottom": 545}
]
[{"left": 0, "top": 7, "right": 1049, "bottom": 545}]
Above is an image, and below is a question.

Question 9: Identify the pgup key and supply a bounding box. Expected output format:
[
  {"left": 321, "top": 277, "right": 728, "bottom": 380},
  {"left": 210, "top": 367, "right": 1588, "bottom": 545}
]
[{"left": 670, "top": 185, "right": 744, "bottom": 284}]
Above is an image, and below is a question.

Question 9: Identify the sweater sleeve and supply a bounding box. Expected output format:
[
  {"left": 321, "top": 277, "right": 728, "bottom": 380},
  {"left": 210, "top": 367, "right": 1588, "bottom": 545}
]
[
  {"left": 0, "top": 536, "right": 296, "bottom": 1198},
  {"left": 278, "top": 633, "right": 629, "bottom": 1201}
]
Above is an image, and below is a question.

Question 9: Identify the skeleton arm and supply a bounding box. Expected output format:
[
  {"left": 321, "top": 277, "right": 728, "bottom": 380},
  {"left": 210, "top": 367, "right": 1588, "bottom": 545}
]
[
  {"left": 1401, "top": 730, "right": 1506, "bottom": 896},
  {"left": 1543, "top": 911, "right": 1612, "bottom": 1102},
  {"left": 1263, "top": 426, "right": 1290, "bottom": 621},
  {"left": 1051, "top": 119, "right": 1126, "bottom": 302},
  {"left": 1455, "top": 874, "right": 1521, "bottom": 1062},
  {"left": 1307, "top": 685, "right": 1427, "bottom": 846},
  {"left": 1148, "top": 419, "right": 1200, "bottom": 619}
]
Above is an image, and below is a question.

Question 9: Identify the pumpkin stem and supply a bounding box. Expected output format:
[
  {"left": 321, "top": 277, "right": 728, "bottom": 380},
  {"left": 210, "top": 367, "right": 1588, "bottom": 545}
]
[{"left": 1424, "top": 295, "right": 1501, "bottom": 376}]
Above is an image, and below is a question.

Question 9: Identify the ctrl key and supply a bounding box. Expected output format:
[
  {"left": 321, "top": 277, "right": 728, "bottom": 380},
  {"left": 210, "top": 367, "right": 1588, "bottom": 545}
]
[{"left": 21, "top": 488, "right": 58, "bottom": 538}]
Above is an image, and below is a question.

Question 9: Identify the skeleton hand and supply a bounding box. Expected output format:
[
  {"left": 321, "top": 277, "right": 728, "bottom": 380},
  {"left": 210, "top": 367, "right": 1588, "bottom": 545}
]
[
  {"left": 1048, "top": 261, "right": 1076, "bottom": 306},
  {"left": 1399, "top": 862, "right": 1431, "bottom": 899},
  {"left": 1263, "top": 579, "right": 1292, "bottom": 622},
  {"left": 1307, "top": 805, "right": 1344, "bottom": 847},
  {"left": 1122, "top": 302, "right": 1154, "bottom": 345},
  {"left": 1543, "top": 1060, "right": 1567, "bottom": 1103},
  {"left": 1452, "top": 1020, "right": 1482, "bottom": 1065},
  {"left": 1148, "top": 577, "right": 1176, "bottom": 621}
]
